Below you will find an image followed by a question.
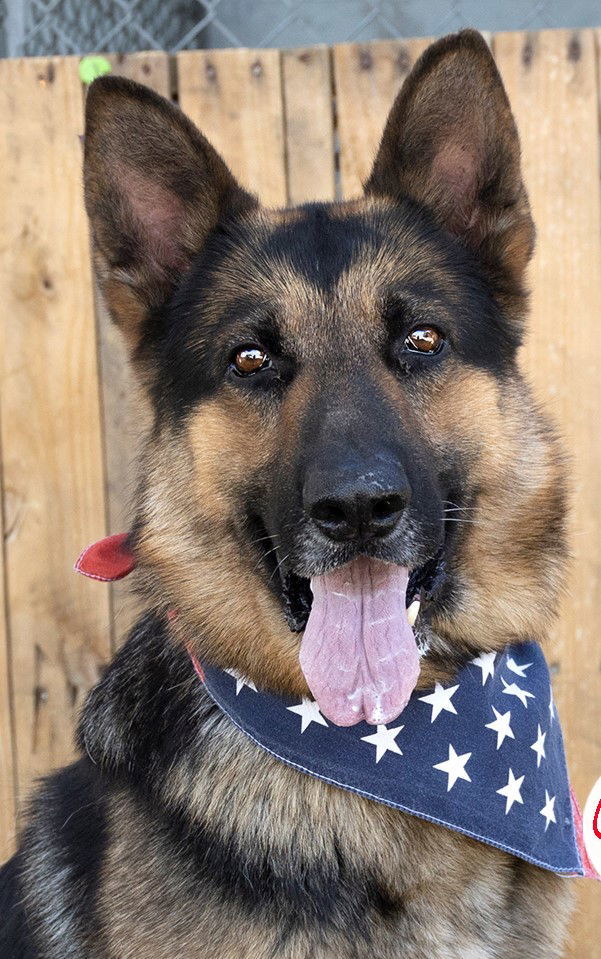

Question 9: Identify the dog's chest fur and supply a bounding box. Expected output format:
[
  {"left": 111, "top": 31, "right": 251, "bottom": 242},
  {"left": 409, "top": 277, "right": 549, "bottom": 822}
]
[
  {"left": 20, "top": 617, "right": 572, "bottom": 959},
  {"left": 98, "top": 771, "right": 571, "bottom": 959}
]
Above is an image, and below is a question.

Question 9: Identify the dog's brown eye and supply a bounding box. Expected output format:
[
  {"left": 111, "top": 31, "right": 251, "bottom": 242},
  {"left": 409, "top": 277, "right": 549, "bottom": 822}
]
[
  {"left": 232, "top": 345, "right": 271, "bottom": 376},
  {"left": 404, "top": 327, "right": 443, "bottom": 354}
]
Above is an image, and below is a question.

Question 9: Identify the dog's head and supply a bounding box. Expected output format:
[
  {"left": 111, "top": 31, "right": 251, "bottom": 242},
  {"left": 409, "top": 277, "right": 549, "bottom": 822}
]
[{"left": 84, "top": 30, "right": 567, "bottom": 725}]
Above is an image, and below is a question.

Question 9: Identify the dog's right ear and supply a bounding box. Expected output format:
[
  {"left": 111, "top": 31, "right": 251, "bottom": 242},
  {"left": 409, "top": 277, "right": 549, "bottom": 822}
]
[
  {"left": 364, "top": 30, "right": 534, "bottom": 308},
  {"left": 84, "top": 76, "right": 255, "bottom": 351}
]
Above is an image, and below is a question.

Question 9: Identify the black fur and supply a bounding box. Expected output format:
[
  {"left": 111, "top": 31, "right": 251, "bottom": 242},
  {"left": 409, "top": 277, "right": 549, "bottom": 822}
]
[
  {"left": 82, "top": 617, "right": 399, "bottom": 935},
  {"left": 0, "top": 855, "right": 38, "bottom": 959},
  {"left": 145, "top": 789, "right": 400, "bottom": 935},
  {"left": 0, "top": 760, "right": 107, "bottom": 959},
  {"left": 76, "top": 613, "right": 205, "bottom": 788}
]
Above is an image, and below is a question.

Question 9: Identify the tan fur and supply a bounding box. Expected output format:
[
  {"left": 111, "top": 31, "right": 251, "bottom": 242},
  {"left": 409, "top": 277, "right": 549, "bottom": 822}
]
[{"left": 428, "top": 372, "right": 567, "bottom": 651}]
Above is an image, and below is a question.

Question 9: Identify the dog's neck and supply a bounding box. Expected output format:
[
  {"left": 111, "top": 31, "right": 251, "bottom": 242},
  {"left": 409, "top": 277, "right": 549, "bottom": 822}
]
[
  {"left": 76, "top": 613, "right": 423, "bottom": 885},
  {"left": 78, "top": 612, "right": 458, "bottom": 827},
  {"left": 77, "top": 612, "right": 498, "bottom": 917}
]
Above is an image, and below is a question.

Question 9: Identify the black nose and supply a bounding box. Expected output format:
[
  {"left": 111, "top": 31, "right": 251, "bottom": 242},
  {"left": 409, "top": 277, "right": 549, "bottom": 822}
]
[{"left": 304, "top": 473, "right": 411, "bottom": 543}]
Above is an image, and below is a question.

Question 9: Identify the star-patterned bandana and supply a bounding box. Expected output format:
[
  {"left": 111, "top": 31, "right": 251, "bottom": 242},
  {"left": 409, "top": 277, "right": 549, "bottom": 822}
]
[{"left": 197, "top": 642, "right": 598, "bottom": 878}]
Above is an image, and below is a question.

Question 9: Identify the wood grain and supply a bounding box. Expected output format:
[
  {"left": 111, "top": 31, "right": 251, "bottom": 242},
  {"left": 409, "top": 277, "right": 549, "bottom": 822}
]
[
  {"left": 282, "top": 45, "right": 335, "bottom": 204},
  {"left": 494, "top": 27, "right": 601, "bottom": 951},
  {"left": 0, "top": 424, "right": 16, "bottom": 861},
  {"left": 91, "top": 53, "right": 170, "bottom": 647},
  {"left": 176, "top": 48, "right": 287, "bottom": 205},
  {"left": 106, "top": 50, "right": 172, "bottom": 94},
  {"left": 333, "top": 38, "right": 431, "bottom": 199},
  {"left": 0, "top": 56, "right": 111, "bottom": 808}
]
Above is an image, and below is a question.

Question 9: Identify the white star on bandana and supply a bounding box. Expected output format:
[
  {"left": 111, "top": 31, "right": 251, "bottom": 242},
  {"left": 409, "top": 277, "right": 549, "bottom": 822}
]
[
  {"left": 497, "top": 768, "right": 525, "bottom": 814},
  {"left": 287, "top": 698, "right": 328, "bottom": 733},
  {"left": 506, "top": 657, "right": 532, "bottom": 679},
  {"left": 433, "top": 744, "right": 472, "bottom": 791},
  {"left": 540, "top": 790, "right": 557, "bottom": 831},
  {"left": 419, "top": 682, "right": 459, "bottom": 722},
  {"left": 501, "top": 677, "right": 535, "bottom": 708},
  {"left": 470, "top": 651, "right": 496, "bottom": 685},
  {"left": 485, "top": 707, "right": 515, "bottom": 749},
  {"left": 531, "top": 724, "right": 547, "bottom": 768},
  {"left": 361, "top": 724, "right": 404, "bottom": 763},
  {"left": 224, "top": 668, "right": 258, "bottom": 695}
]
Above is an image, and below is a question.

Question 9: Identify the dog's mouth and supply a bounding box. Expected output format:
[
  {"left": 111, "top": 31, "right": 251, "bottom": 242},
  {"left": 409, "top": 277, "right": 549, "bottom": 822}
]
[
  {"left": 247, "top": 511, "right": 448, "bottom": 726},
  {"left": 281, "top": 548, "right": 446, "bottom": 634},
  {"left": 247, "top": 513, "right": 448, "bottom": 630}
]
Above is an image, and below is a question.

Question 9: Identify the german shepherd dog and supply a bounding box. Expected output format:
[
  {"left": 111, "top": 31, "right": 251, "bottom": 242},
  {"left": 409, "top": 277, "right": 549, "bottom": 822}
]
[{"left": 0, "top": 29, "right": 575, "bottom": 958}]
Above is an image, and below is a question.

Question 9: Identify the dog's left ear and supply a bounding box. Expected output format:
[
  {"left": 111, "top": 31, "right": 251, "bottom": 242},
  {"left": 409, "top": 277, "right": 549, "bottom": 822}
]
[
  {"left": 365, "top": 30, "right": 534, "bottom": 293},
  {"left": 84, "top": 76, "right": 256, "bottom": 352}
]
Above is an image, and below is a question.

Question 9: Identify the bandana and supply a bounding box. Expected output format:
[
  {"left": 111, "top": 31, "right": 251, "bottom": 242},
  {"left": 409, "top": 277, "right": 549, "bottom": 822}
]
[
  {"left": 76, "top": 534, "right": 598, "bottom": 879},
  {"left": 196, "top": 644, "right": 598, "bottom": 878}
]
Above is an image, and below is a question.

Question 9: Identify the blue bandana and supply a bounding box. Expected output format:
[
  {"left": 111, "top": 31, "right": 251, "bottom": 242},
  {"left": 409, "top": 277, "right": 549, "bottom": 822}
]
[{"left": 197, "top": 642, "right": 595, "bottom": 877}]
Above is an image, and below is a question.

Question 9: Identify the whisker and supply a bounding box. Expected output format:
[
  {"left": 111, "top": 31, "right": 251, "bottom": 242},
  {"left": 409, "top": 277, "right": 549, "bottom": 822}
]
[
  {"left": 443, "top": 499, "right": 479, "bottom": 510},
  {"left": 421, "top": 514, "right": 483, "bottom": 527},
  {"left": 258, "top": 544, "right": 280, "bottom": 559},
  {"left": 252, "top": 543, "right": 282, "bottom": 574},
  {"left": 248, "top": 533, "right": 279, "bottom": 548},
  {"left": 443, "top": 517, "right": 482, "bottom": 525},
  {"left": 268, "top": 552, "right": 290, "bottom": 585}
]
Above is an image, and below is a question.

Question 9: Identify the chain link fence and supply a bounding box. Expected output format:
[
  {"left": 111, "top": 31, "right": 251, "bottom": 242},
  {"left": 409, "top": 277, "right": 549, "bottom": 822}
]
[{"left": 2, "top": 0, "right": 600, "bottom": 58}]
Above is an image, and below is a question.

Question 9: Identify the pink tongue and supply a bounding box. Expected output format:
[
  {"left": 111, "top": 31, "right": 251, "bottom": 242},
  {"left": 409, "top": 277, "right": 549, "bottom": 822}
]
[{"left": 299, "top": 557, "right": 420, "bottom": 727}]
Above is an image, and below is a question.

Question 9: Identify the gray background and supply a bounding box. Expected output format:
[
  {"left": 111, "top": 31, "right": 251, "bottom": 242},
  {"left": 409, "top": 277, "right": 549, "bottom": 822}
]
[{"left": 2, "top": 1, "right": 600, "bottom": 58}]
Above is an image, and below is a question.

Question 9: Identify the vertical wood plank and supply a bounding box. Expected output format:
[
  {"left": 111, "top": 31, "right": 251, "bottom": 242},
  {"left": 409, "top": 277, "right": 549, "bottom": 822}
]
[
  {"left": 494, "top": 28, "right": 601, "bottom": 951},
  {"left": 0, "top": 57, "right": 111, "bottom": 808},
  {"left": 0, "top": 441, "right": 16, "bottom": 861},
  {"left": 282, "top": 45, "right": 335, "bottom": 204},
  {"left": 91, "top": 53, "right": 170, "bottom": 646},
  {"left": 333, "top": 38, "right": 432, "bottom": 199},
  {"left": 107, "top": 50, "right": 172, "bottom": 93},
  {"left": 176, "top": 48, "right": 287, "bottom": 205}
]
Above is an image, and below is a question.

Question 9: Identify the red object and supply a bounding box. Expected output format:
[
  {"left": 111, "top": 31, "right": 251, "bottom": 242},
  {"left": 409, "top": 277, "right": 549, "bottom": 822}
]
[
  {"left": 570, "top": 785, "right": 601, "bottom": 880},
  {"left": 74, "top": 532, "right": 136, "bottom": 582},
  {"left": 188, "top": 650, "right": 205, "bottom": 683}
]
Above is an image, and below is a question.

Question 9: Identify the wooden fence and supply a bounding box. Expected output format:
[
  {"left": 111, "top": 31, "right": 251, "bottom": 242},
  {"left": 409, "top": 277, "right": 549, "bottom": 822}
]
[{"left": 0, "top": 28, "right": 600, "bottom": 953}]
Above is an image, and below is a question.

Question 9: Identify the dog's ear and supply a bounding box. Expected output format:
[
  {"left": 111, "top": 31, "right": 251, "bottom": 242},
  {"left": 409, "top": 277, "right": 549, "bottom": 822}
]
[
  {"left": 365, "top": 30, "right": 534, "bottom": 293},
  {"left": 84, "top": 76, "right": 255, "bottom": 350}
]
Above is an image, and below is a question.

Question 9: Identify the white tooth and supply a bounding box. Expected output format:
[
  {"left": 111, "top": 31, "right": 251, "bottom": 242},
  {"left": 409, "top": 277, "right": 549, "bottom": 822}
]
[{"left": 407, "top": 600, "right": 421, "bottom": 628}]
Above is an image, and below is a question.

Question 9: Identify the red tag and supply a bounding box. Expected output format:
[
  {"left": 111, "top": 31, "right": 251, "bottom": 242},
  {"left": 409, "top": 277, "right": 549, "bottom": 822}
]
[{"left": 74, "top": 532, "right": 136, "bottom": 582}]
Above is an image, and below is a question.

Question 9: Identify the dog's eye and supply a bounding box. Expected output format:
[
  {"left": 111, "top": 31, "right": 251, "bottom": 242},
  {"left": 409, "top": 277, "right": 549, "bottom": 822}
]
[
  {"left": 404, "top": 327, "right": 444, "bottom": 354},
  {"left": 231, "top": 345, "right": 272, "bottom": 376}
]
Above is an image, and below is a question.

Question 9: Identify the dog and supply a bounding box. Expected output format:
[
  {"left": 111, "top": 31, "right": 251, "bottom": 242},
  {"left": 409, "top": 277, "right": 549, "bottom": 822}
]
[{"left": 0, "top": 29, "right": 578, "bottom": 958}]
